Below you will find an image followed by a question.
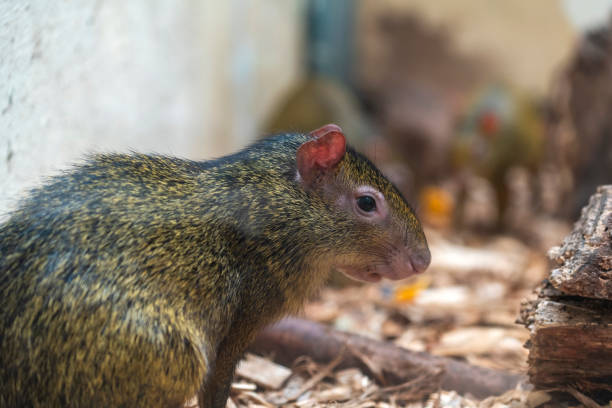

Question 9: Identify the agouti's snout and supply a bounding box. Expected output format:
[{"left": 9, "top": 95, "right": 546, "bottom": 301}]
[
  {"left": 384, "top": 244, "right": 431, "bottom": 281},
  {"left": 409, "top": 245, "right": 431, "bottom": 274}
]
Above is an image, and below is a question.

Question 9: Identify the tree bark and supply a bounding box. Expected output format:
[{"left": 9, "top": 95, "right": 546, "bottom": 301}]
[
  {"left": 548, "top": 185, "right": 612, "bottom": 299},
  {"left": 520, "top": 186, "right": 612, "bottom": 399}
]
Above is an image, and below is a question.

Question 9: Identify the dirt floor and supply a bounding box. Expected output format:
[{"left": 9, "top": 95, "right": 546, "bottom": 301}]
[{"left": 201, "top": 222, "right": 595, "bottom": 408}]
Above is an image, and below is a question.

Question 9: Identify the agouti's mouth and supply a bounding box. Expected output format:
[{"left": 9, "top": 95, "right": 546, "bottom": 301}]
[
  {"left": 335, "top": 249, "right": 432, "bottom": 282},
  {"left": 336, "top": 266, "right": 382, "bottom": 283},
  {"left": 337, "top": 264, "right": 415, "bottom": 283}
]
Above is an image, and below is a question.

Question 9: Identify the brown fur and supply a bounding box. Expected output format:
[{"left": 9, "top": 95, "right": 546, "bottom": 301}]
[{"left": 0, "top": 131, "right": 428, "bottom": 407}]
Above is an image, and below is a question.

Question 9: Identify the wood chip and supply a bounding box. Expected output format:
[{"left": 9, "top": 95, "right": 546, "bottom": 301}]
[
  {"left": 336, "top": 368, "right": 371, "bottom": 391},
  {"left": 429, "top": 238, "right": 528, "bottom": 281},
  {"left": 315, "top": 385, "right": 353, "bottom": 402},
  {"left": 230, "top": 381, "right": 257, "bottom": 391},
  {"left": 394, "top": 331, "right": 427, "bottom": 353},
  {"left": 526, "top": 390, "right": 552, "bottom": 407},
  {"left": 414, "top": 286, "right": 470, "bottom": 307},
  {"left": 235, "top": 353, "right": 292, "bottom": 390},
  {"left": 433, "top": 327, "right": 528, "bottom": 356},
  {"left": 239, "top": 391, "right": 276, "bottom": 407},
  {"left": 304, "top": 300, "right": 340, "bottom": 322}
]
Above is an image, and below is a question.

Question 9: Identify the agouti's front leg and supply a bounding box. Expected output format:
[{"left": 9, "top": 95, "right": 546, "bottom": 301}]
[{"left": 198, "top": 341, "right": 241, "bottom": 408}]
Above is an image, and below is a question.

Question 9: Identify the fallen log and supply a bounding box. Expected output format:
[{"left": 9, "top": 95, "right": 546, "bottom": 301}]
[{"left": 248, "top": 317, "right": 524, "bottom": 400}]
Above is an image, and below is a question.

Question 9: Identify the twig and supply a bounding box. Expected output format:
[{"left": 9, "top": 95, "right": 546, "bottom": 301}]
[{"left": 282, "top": 348, "right": 346, "bottom": 403}]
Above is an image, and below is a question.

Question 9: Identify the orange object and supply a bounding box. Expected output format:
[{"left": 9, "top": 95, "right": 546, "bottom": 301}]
[
  {"left": 394, "top": 275, "right": 431, "bottom": 303},
  {"left": 420, "top": 186, "right": 454, "bottom": 228}
]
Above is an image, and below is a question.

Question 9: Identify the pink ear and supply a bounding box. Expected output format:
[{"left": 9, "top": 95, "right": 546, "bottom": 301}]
[
  {"left": 308, "top": 123, "right": 343, "bottom": 139},
  {"left": 297, "top": 124, "right": 346, "bottom": 184}
]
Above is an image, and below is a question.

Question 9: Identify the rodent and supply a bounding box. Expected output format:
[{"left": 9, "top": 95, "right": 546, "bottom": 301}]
[{"left": 0, "top": 124, "right": 430, "bottom": 407}]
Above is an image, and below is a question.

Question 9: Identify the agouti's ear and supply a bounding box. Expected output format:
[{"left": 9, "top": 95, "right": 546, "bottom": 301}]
[{"left": 297, "top": 124, "right": 346, "bottom": 185}]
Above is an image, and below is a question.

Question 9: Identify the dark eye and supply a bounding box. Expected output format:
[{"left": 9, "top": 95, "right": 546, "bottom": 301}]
[{"left": 357, "top": 195, "right": 376, "bottom": 212}]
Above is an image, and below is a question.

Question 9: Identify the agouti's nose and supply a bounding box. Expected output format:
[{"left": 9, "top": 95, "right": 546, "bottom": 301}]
[{"left": 410, "top": 248, "right": 431, "bottom": 273}]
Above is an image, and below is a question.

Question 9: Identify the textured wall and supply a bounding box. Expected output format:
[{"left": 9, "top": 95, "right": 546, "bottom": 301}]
[{"left": 0, "top": 1, "right": 304, "bottom": 217}]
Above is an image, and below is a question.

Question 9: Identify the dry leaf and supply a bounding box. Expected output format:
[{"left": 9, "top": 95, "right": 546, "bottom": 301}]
[{"left": 235, "top": 353, "right": 292, "bottom": 390}]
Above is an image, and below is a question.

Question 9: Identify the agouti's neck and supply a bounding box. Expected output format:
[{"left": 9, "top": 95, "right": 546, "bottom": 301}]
[{"left": 193, "top": 142, "right": 333, "bottom": 314}]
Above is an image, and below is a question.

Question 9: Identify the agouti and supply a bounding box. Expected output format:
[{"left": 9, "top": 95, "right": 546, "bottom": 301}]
[{"left": 0, "top": 124, "right": 430, "bottom": 408}]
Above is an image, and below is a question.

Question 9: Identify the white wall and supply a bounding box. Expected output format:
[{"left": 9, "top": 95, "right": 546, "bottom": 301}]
[{"left": 0, "top": 1, "right": 304, "bottom": 216}]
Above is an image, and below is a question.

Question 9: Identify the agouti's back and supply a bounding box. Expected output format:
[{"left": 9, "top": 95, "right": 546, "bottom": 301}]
[{"left": 0, "top": 125, "right": 430, "bottom": 408}]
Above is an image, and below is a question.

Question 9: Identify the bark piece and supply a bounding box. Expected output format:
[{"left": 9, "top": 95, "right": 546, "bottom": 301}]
[
  {"left": 520, "top": 186, "right": 612, "bottom": 402},
  {"left": 548, "top": 185, "right": 612, "bottom": 300},
  {"left": 248, "top": 317, "right": 524, "bottom": 399},
  {"left": 521, "top": 283, "right": 612, "bottom": 393}
]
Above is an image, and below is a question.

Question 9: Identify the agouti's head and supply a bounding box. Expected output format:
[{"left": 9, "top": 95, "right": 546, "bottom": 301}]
[{"left": 297, "top": 124, "right": 431, "bottom": 282}]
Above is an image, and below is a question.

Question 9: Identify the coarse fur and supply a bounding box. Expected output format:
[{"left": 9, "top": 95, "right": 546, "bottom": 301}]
[{"left": 0, "top": 131, "right": 428, "bottom": 407}]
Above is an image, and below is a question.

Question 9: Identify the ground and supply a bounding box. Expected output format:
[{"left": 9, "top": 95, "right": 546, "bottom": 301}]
[{"left": 214, "top": 223, "right": 587, "bottom": 408}]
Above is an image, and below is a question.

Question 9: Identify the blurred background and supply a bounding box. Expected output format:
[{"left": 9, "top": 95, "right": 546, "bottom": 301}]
[
  {"left": 3, "top": 4, "right": 612, "bottom": 404},
  {"left": 1, "top": 0, "right": 612, "bottom": 238}
]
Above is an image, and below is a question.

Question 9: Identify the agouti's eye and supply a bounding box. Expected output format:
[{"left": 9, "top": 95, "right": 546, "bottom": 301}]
[{"left": 357, "top": 195, "right": 376, "bottom": 212}]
